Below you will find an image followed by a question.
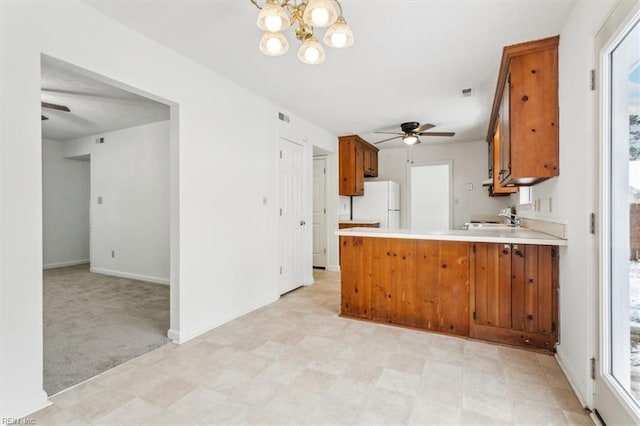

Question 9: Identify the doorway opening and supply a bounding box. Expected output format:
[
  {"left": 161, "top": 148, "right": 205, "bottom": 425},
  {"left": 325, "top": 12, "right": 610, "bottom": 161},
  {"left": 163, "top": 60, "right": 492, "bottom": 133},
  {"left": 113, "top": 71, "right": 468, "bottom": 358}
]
[
  {"left": 41, "top": 55, "right": 178, "bottom": 395},
  {"left": 313, "top": 154, "right": 328, "bottom": 269},
  {"left": 595, "top": 2, "right": 640, "bottom": 423},
  {"left": 408, "top": 161, "right": 453, "bottom": 231}
]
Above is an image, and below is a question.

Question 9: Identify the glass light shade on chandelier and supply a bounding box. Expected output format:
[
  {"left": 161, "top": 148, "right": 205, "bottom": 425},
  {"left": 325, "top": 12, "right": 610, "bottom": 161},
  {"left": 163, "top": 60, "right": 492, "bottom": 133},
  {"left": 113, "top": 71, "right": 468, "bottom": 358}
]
[
  {"left": 251, "top": 0, "right": 353, "bottom": 64},
  {"left": 403, "top": 135, "right": 419, "bottom": 145},
  {"left": 302, "top": 0, "right": 338, "bottom": 28},
  {"left": 256, "top": 0, "right": 291, "bottom": 32},
  {"left": 323, "top": 16, "right": 354, "bottom": 48},
  {"left": 298, "top": 37, "right": 326, "bottom": 65},
  {"left": 259, "top": 31, "right": 289, "bottom": 56}
]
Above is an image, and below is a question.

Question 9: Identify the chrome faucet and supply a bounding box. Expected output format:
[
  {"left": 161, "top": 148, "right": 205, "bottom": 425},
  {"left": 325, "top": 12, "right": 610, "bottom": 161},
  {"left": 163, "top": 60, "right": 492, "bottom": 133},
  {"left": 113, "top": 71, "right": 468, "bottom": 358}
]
[{"left": 499, "top": 208, "right": 520, "bottom": 227}]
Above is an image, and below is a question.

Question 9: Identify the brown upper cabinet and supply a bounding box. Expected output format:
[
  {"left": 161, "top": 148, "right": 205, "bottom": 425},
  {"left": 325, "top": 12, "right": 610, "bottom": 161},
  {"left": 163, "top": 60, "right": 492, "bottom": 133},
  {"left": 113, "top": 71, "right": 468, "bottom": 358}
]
[
  {"left": 487, "top": 35, "right": 559, "bottom": 187},
  {"left": 339, "top": 135, "right": 378, "bottom": 196}
]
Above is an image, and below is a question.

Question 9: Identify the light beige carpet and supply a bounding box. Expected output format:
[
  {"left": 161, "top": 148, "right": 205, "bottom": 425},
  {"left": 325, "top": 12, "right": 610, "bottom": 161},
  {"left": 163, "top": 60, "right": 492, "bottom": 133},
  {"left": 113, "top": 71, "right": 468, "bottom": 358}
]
[{"left": 44, "top": 264, "right": 169, "bottom": 395}]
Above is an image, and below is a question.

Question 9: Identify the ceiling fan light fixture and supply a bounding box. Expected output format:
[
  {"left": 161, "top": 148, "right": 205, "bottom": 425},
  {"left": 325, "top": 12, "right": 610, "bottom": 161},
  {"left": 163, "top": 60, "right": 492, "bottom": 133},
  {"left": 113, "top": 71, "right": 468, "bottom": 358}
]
[
  {"left": 323, "top": 16, "right": 354, "bottom": 48},
  {"left": 259, "top": 31, "right": 289, "bottom": 56},
  {"left": 298, "top": 37, "right": 325, "bottom": 65},
  {"left": 303, "top": 0, "right": 338, "bottom": 28},
  {"left": 256, "top": 0, "right": 291, "bottom": 32},
  {"left": 403, "top": 134, "right": 419, "bottom": 145}
]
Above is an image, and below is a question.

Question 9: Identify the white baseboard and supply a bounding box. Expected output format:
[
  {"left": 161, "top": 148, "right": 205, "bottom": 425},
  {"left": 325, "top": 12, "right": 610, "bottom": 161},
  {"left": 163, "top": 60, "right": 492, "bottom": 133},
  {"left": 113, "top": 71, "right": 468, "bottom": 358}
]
[
  {"left": 327, "top": 265, "right": 340, "bottom": 272},
  {"left": 89, "top": 267, "right": 169, "bottom": 285},
  {"left": 3, "top": 389, "right": 50, "bottom": 419},
  {"left": 174, "top": 295, "right": 280, "bottom": 345},
  {"left": 43, "top": 259, "right": 89, "bottom": 270},
  {"left": 167, "top": 328, "right": 180, "bottom": 343},
  {"left": 555, "top": 345, "right": 590, "bottom": 409}
]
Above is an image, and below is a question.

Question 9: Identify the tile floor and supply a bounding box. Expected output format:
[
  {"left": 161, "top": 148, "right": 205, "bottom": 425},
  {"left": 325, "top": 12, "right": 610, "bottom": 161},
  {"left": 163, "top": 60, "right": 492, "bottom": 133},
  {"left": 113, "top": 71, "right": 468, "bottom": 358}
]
[{"left": 29, "top": 269, "right": 593, "bottom": 425}]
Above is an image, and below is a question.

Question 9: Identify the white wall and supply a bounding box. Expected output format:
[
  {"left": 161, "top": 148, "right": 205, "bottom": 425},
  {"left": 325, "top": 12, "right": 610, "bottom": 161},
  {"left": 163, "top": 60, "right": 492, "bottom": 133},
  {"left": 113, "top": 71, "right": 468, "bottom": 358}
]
[
  {"left": 42, "top": 139, "right": 90, "bottom": 268},
  {"left": 64, "top": 121, "right": 170, "bottom": 284},
  {"left": 512, "top": 0, "right": 616, "bottom": 407},
  {"left": 377, "top": 141, "right": 512, "bottom": 229},
  {"left": 0, "top": 1, "right": 336, "bottom": 417}
]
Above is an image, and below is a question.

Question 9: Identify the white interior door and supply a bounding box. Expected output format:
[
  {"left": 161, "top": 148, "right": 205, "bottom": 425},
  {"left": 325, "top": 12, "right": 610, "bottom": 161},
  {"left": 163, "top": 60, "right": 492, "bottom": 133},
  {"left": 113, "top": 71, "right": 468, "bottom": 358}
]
[
  {"left": 409, "top": 162, "right": 452, "bottom": 232},
  {"left": 312, "top": 157, "right": 327, "bottom": 268},
  {"left": 279, "top": 138, "right": 305, "bottom": 295},
  {"left": 595, "top": 2, "right": 640, "bottom": 424}
]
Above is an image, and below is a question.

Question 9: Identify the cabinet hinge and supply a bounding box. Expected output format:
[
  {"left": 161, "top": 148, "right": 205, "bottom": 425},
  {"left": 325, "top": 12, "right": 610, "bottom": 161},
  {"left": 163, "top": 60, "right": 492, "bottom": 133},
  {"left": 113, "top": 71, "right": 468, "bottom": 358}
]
[
  {"left": 323, "top": 208, "right": 326, "bottom": 214},
  {"left": 590, "top": 212, "right": 596, "bottom": 234},
  {"left": 590, "top": 357, "right": 596, "bottom": 380},
  {"left": 507, "top": 73, "right": 511, "bottom": 84},
  {"left": 324, "top": 168, "right": 326, "bottom": 174},
  {"left": 551, "top": 247, "right": 556, "bottom": 258},
  {"left": 590, "top": 69, "right": 596, "bottom": 91},
  {"left": 279, "top": 208, "right": 283, "bottom": 216},
  {"left": 323, "top": 248, "right": 327, "bottom": 254},
  {"left": 472, "top": 244, "right": 476, "bottom": 254},
  {"left": 280, "top": 150, "right": 283, "bottom": 159},
  {"left": 279, "top": 266, "right": 283, "bottom": 274},
  {"left": 472, "top": 311, "right": 476, "bottom": 320},
  {"left": 551, "top": 322, "right": 556, "bottom": 332}
]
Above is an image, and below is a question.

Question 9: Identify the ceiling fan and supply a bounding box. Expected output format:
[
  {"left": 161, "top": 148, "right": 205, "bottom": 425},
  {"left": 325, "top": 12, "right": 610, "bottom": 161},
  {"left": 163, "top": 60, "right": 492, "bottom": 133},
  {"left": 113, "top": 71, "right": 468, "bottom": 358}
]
[
  {"left": 374, "top": 121, "right": 455, "bottom": 146},
  {"left": 41, "top": 101, "right": 70, "bottom": 121}
]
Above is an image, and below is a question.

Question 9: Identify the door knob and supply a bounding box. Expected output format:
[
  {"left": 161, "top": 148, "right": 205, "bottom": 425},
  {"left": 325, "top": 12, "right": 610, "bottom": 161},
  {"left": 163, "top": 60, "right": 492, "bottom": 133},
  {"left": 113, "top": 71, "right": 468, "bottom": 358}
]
[{"left": 300, "top": 220, "right": 306, "bottom": 226}]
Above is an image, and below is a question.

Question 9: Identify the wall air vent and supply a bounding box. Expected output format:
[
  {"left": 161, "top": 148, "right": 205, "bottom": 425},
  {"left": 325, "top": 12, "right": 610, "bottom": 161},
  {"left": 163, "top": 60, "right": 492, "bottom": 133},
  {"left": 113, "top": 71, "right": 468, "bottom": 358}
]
[
  {"left": 462, "top": 88, "right": 473, "bottom": 97},
  {"left": 278, "top": 112, "right": 290, "bottom": 123}
]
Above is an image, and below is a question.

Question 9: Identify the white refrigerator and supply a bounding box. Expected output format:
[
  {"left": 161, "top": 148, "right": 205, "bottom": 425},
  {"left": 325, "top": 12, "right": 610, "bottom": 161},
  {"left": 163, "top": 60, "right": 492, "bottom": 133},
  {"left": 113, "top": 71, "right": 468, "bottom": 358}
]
[{"left": 352, "top": 181, "right": 400, "bottom": 229}]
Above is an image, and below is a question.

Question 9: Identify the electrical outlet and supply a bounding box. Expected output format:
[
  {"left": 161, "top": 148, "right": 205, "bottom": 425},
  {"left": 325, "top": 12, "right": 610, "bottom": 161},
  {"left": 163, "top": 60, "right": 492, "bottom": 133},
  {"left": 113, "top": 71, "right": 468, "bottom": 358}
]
[
  {"left": 98, "top": 196, "right": 103, "bottom": 205},
  {"left": 111, "top": 250, "right": 115, "bottom": 258}
]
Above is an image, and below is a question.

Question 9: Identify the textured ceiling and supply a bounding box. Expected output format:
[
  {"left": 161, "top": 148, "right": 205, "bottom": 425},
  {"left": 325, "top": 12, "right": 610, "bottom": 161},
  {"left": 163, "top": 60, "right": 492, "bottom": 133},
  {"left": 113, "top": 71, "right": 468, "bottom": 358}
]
[
  {"left": 41, "top": 55, "right": 169, "bottom": 141},
  {"left": 80, "top": 0, "right": 574, "bottom": 147}
]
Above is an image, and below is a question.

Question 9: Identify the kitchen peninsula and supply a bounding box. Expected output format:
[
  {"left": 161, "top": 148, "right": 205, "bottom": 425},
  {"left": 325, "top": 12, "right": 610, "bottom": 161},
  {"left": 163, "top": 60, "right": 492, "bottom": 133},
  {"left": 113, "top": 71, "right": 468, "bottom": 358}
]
[{"left": 336, "top": 227, "right": 567, "bottom": 352}]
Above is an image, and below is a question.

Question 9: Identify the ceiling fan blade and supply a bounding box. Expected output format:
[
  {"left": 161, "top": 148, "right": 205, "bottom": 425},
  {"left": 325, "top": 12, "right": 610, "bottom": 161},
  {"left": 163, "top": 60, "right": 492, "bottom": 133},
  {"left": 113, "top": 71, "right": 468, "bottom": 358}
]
[
  {"left": 41, "top": 115, "right": 49, "bottom": 121},
  {"left": 374, "top": 131, "right": 403, "bottom": 135},
  {"left": 374, "top": 136, "right": 402, "bottom": 144},
  {"left": 420, "top": 132, "right": 456, "bottom": 137},
  {"left": 42, "top": 102, "right": 70, "bottom": 112},
  {"left": 413, "top": 123, "right": 435, "bottom": 133}
]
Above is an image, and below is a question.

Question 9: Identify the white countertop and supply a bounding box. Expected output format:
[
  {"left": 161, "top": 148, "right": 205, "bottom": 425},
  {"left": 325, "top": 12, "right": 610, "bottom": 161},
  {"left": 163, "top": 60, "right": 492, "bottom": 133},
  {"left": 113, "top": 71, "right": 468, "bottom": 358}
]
[{"left": 335, "top": 227, "right": 567, "bottom": 246}]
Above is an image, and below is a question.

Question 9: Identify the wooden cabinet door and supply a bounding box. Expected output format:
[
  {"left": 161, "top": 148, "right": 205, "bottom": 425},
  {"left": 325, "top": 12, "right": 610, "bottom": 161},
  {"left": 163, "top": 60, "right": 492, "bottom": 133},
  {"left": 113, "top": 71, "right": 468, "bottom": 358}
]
[
  {"left": 472, "top": 243, "right": 512, "bottom": 328},
  {"left": 470, "top": 243, "right": 558, "bottom": 352},
  {"left": 499, "top": 81, "right": 511, "bottom": 182},
  {"left": 339, "top": 137, "right": 364, "bottom": 196},
  {"left": 354, "top": 142, "right": 364, "bottom": 194},
  {"left": 363, "top": 144, "right": 378, "bottom": 177},
  {"left": 508, "top": 47, "right": 559, "bottom": 182}
]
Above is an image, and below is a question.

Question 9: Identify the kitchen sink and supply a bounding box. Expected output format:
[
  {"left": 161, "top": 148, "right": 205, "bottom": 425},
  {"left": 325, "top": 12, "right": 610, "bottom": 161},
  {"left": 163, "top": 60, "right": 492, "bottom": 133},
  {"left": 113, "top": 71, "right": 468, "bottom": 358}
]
[{"left": 463, "top": 222, "right": 516, "bottom": 230}]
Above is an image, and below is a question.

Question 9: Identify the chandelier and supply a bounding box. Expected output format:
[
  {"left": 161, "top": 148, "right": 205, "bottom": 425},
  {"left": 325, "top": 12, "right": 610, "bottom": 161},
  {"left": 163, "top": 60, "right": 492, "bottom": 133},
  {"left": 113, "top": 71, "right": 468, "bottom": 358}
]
[{"left": 249, "top": 0, "right": 354, "bottom": 65}]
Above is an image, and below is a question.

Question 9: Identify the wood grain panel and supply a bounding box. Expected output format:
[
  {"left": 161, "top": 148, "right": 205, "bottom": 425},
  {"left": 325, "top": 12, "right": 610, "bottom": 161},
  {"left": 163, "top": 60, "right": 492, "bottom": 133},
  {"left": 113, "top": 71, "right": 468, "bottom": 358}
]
[
  {"left": 409, "top": 240, "right": 440, "bottom": 329},
  {"left": 486, "top": 244, "right": 501, "bottom": 326},
  {"left": 473, "top": 243, "right": 489, "bottom": 325},
  {"left": 537, "top": 245, "right": 553, "bottom": 335},
  {"left": 498, "top": 244, "right": 512, "bottom": 328},
  {"left": 340, "top": 236, "right": 372, "bottom": 318},
  {"left": 524, "top": 245, "right": 539, "bottom": 333},
  {"left": 389, "top": 239, "right": 418, "bottom": 328},
  {"left": 436, "top": 241, "right": 470, "bottom": 336},
  {"left": 511, "top": 244, "right": 526, "bottom": 331}
]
